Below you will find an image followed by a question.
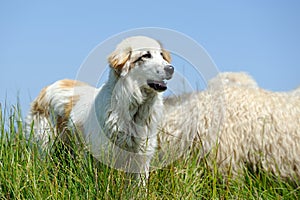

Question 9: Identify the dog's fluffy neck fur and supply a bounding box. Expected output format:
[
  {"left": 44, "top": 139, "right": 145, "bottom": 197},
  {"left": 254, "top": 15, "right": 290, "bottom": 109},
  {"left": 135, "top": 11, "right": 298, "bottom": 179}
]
[{"left": 95, "top": 69, "right": 163, "bottom": 153}]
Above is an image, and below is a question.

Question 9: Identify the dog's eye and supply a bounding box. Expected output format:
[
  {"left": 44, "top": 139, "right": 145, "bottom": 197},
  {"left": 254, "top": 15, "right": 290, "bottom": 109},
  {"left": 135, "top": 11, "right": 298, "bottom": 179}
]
[
  {"left": 142, "top": 52, "right": 152, "bottom": 59},
  {"left": 134, "top": 52, "right": 152, "bottom": 63}
]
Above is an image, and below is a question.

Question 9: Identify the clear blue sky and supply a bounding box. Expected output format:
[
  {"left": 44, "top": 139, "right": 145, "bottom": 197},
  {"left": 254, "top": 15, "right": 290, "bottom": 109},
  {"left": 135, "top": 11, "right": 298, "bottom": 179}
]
[{"left": 1, "top": 1, "right": 300, "bottom": 116}]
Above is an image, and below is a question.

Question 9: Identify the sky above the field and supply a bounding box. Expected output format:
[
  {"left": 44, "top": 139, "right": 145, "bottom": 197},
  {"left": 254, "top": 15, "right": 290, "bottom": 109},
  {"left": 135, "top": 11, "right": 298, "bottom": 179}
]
[{"left": 1, "top": 1, "right": 300, "bottom": 116}]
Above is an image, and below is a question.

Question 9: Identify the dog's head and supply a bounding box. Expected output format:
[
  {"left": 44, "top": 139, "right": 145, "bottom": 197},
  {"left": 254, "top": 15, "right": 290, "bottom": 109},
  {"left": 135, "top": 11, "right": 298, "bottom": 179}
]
[{"left": 108, "top": 36, "right": 174, "bottom": 92}]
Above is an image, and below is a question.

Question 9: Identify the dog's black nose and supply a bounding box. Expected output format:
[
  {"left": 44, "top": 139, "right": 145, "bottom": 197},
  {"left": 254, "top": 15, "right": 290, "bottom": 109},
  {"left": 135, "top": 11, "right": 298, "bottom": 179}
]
[{"left": 164, "top": 65, "right": 174, "bottom": 76}]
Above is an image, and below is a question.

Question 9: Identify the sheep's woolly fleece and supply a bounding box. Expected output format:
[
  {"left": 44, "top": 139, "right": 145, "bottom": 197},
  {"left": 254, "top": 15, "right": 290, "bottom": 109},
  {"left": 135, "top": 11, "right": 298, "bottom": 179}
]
[{"left": 159, "top": 72, "right": 300, "bottom": 179}]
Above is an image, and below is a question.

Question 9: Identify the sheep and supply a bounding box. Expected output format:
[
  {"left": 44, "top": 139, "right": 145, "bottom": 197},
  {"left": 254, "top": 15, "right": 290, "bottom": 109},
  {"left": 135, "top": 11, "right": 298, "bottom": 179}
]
[{"left": 159, "top": 72, "right": 300, "bottom": 179}]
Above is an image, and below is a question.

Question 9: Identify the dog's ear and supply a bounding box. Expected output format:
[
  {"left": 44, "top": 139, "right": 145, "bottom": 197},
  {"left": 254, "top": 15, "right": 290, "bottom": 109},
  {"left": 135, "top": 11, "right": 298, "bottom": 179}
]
[
  {"left": 157, "top": 41, "right": 171, "bottom": 63},
  {"left": 108, "top": 48, "right": 131, "bottom": 77},
  {"left": 161, "top": 46, "right": 171, "bottom": 63},
  {"left": 161, "top": 49, "right": 171, "bottom": 63}
]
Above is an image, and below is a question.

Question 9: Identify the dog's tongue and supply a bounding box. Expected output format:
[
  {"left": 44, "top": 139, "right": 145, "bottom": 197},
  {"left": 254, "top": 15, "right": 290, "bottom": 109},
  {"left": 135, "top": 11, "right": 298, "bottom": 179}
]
[{"left": 147, "top": 80, "right": 167, "bottom": 92}]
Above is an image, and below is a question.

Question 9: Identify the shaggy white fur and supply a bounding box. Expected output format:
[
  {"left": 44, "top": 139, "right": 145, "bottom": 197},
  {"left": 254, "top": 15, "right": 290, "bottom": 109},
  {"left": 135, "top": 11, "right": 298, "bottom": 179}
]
[
  {"left": 208, "top": 72, "right": 258, "bottom": 89},
  {"left": 26, "top": 36, "right": 174, "bottom": 183},
  {"left": 159, "top": 72, "right": 300, "bottom": 179},
  {"left": 289, "top": 86, "right": 300, "bottom": 96}
]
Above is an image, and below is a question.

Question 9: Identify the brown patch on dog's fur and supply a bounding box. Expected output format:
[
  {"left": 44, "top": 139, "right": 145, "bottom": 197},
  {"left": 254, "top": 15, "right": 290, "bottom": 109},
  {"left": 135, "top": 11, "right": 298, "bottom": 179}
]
[
  {"left": 161, "top": 49, "right": 171, "bottom": 63},
  {"left": 59, "top": 80, "right": 84, "bottom": 118},
  {"left": 57, "top": 95, "right": 81, "bottom": 146},
  {"left": 64, "top": 95, "right": 80, "bottom": 118},
  {"left": 31, "top": 86, "right": 49, "bottom": 116},
  {"left": 108, "top": 48, "right": 132, "bottom": 72},
  {"left": 31, "top": 80, "right": 85, "bottom": 117},
  {"left": 158, "top": 41, "right": 171, "bottom": 63},
  {"left": 59, "top": 79, "right": 87, "bottom": 89},
  {"left": 31, "top": 80, "right": 82, "bottom": 136},
  {"left": 57, "top": 88, "right": 81, "bottom": 135}
]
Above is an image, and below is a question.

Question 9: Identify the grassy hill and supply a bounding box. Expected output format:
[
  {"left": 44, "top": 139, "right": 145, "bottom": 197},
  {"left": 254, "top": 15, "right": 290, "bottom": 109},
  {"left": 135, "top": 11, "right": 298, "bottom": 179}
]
[{"left": 0, "top": 104, "right": 299, "bottom": 199}]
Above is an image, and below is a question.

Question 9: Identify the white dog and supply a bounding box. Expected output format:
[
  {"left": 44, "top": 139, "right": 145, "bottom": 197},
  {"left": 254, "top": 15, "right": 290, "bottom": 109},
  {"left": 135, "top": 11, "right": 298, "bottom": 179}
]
[{"left": 26, "top": 36, "right": 174, "bottom": 182}]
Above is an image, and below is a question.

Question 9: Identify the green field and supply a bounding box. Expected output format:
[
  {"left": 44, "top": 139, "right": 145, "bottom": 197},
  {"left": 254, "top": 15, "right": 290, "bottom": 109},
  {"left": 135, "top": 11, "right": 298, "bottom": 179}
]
[{"left": 0, "top": 104, "right": 299, "bottom": 199}]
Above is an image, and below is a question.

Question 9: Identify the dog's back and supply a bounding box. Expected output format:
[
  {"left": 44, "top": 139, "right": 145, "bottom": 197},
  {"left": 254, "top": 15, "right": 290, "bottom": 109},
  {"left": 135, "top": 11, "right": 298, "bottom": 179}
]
[{"left": 25, "top": 79, "right": 97, "bottom": 148}]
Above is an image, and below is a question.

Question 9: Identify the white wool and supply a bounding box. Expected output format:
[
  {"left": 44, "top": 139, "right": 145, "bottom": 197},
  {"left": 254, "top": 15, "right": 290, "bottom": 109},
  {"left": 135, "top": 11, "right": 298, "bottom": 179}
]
[
  {"left": 289, "top": 86, "right": 300, "bottom": 96},
  {"left": 208, "top": 72, "right": 258, "bottom": 89},
  {"left": 160, "top": 73, "right": 300, "bottom": 179}
]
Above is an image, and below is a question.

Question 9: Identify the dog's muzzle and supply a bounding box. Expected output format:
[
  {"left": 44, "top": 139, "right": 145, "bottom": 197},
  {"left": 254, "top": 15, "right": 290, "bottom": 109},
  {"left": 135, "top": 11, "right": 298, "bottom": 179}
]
[{"left": 147, "top": 65, "right": 174, "bottom": 92}]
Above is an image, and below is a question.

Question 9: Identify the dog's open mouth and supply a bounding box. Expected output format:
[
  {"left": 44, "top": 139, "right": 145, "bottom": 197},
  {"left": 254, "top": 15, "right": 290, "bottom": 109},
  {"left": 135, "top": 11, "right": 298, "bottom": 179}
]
[{"left": 147, "top": 80, "right": 167, "bottom": 92}]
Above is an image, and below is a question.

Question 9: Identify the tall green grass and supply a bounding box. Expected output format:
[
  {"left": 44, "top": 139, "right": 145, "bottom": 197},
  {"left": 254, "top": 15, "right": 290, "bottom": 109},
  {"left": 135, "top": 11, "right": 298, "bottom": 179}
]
[{"left": 0, "top": 104, "right": 299, "bottom": 199}]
